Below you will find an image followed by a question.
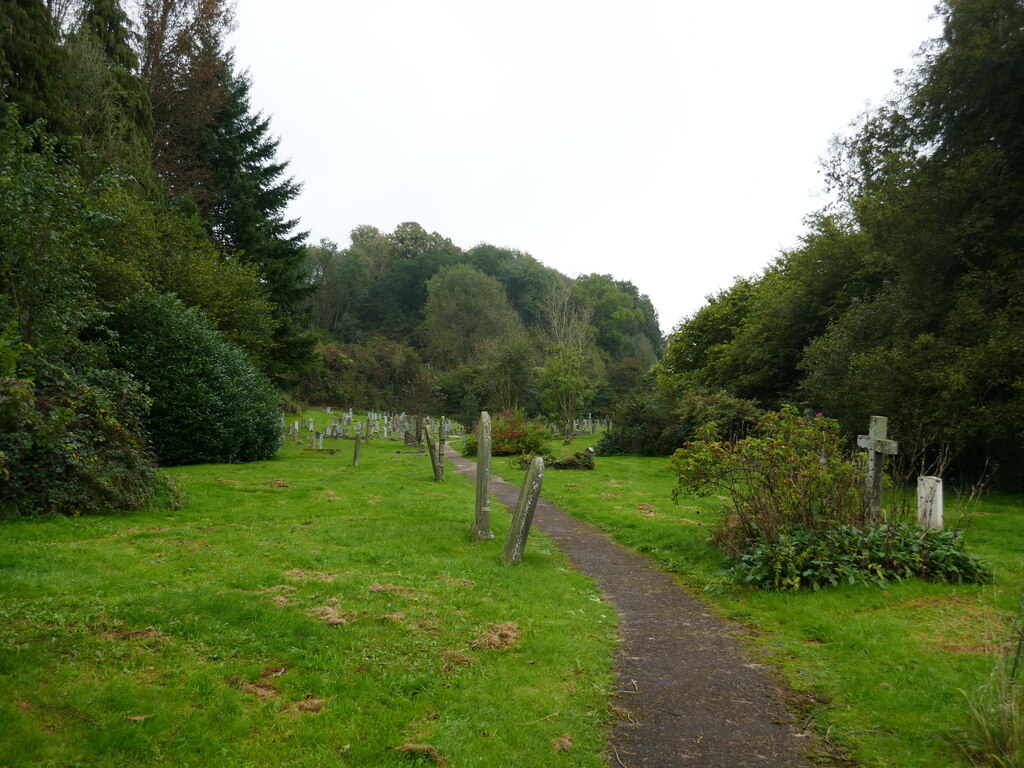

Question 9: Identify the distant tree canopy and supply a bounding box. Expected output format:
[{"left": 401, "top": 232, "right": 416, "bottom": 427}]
[
  {"left": 299, "top": 224, "right": 663, "bottom": 427},
  {"left": 658, "top": 0, "right": 1024, "bottom": 486}
]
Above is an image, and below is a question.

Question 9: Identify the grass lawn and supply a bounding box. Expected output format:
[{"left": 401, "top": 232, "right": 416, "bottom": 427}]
[
  {"left": 482, "top": 435, "right": 1024, "bottom": 768},
  {"left": 0, "top": 415, "right": 617, "bottom": 767}
]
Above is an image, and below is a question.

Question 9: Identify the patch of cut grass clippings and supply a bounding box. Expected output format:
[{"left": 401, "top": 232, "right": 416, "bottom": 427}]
[
  {"left": 490, "top": 453, "right": 1024, "bottom": 768},
  {"left": 0, "top": 413, "right": 617, "bottom": 768}
]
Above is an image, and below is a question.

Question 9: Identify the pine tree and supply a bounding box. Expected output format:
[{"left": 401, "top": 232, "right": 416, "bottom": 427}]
[
  {"left": 0, "top": 0, "right": 70, "bottom": 134},
  {"left": 201, "top": 60, "right": 315, "bottom": 378}
]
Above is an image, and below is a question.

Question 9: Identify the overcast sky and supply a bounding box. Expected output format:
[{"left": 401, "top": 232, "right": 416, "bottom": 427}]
[{"left": 229, "top": 1, "right": 941, "bottom": 334}]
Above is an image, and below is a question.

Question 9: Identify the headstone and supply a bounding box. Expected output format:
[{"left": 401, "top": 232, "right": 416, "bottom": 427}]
[
  {"left": 857, "top": 415, "right": 898, "bottom": 518},
  {"left": 502, "top": 456, "right": 545, "bottom": 566},
  {"left": 425, "top": 430, "right": 444, "bottom": 482},
  {"left": 471, "top": 411, "right": 495, "bottom": 540},
  {"left": 917, "top": 476, "right": 943, "bottom": 529},
  {"left": 353, "top": 434, "right": 361, "bottom": 467},
  {"left": 404, "top": 430, "right": 417, "bottom": 447}
]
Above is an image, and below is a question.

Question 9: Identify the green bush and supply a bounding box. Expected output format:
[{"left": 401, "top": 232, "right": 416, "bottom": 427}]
[
  {"left": 670, "top": 406, "right": 990, "bottom": 590},
  {"left": 731, "top": 523, "right": 991, "bottom": 590},
  {"left": 107, "top": 293, "right": 282, "bottom": 466},
  {"left": 461, "top": 410, "right": 550, "bottom": 457},
  {"left": 0, "top": 354, "right": 167, "bottom": 517},
  {"left": 509, "top": 447, "right": 595, "bottom": 470},
  {"left": 596, "top": 389, "right": 761, "bottom": 456}
]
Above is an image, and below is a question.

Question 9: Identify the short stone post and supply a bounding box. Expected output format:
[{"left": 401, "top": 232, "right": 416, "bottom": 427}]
[
  {"left": 353, "top": 433, "right": 361, "bottom": 467},
  {"left": 425, "top": 430, "right": 444, "bottom": 483},
  {"left": 471, "top": 411, "right": 494, "bottom": 540},
  {"left": 917, "top": 476, "right": 944, "bottom": 529},
  {"left": 437, "top": 421, "right": 446, "bottom": 481},
  {"left": 857, "top": 415, "right": 898, "bottom": 519},
  {"left": 317, "top": 432, "right": 324, "bottom": 450},
  {"left": 503, "top": 456, "right": 545, "bottom": 565}
]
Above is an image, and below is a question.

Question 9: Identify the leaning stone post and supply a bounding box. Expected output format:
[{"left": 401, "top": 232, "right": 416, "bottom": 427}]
[
  {"left": 425, "top": 429, "right": 444, "bottom": 483},
  {"left": 471, "top": 411, "right": 494, "bottom": 540},
  {"left": 917, "top": 476, "right": 943, "bottom": 529},
  {"left": 503, "top": 456, "right": 545, "bottom": 566}
]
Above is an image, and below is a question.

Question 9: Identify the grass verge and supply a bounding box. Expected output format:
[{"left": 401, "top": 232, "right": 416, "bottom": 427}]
[
  {"left": 483, "top": 443, "right": 1024, "bottom": 768},
  {"left": 0, "top": 415, "right": 617, "bottom": 767}
]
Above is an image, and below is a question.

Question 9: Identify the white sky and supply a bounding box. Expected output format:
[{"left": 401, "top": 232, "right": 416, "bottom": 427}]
[{"left": 229, "top": 1, "right": 941, "bottom": 334}]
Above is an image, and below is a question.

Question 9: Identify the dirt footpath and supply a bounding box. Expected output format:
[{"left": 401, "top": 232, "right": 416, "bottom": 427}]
[{"left": 446, "top": 447, "right": 840, "bottom": 768}]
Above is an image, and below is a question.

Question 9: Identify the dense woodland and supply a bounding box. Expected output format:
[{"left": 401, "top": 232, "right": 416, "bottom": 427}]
[{"left": 1, "top": 0, "right": 1022, "bottom": 518}]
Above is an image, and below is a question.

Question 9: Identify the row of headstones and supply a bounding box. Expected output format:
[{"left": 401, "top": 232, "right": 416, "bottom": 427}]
[
  {"left": 283, "top": 411, "right": 457, "bottom": 444},
  {"left": 468, "top": 411, "right": 544, "bottom": 566},
  {"left": 549, "top": 416, "right": 608, "bottom": 437}
]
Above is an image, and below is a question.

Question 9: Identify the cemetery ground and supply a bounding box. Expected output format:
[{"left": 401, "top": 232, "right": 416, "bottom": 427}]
[
  {"left": 0, "top": 413, "right": 1020, "bottom": 767},
  {"left": 0, "top": 424, "right": 617, "bottom": 767},
  {"left": 485, "top": 434, "right": 1024, "bottom": 768}
]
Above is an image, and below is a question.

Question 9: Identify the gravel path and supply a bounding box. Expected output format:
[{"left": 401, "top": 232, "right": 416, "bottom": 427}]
[{"left": 446, "top": 447, "right": 838, "bottom": 768}]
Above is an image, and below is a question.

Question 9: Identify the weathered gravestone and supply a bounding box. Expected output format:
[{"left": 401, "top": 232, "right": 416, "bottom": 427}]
[
  {"left": 425, "top": 430, "right": 444, "bottom": 483},
  {"left": 502, "top": 456, "right": 545, "bottom": 566},
  {"left": 917, "top": 476, "right": 944, "bottom": 529},
  {"left": 353, "top": 434, "right": 361, "bottom": 467},
  {"left": 471, "top": 411, "right": 495, "bottom": 540},
  {"left": 857, "top": 415, "right": 898, "bottom": 518}
]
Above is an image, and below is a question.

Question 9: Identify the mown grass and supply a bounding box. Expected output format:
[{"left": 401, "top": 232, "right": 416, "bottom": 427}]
[
  {"left": 484, "top": 442, "right": 1024, "bottom": 768},
  {"left": 0, "top": 414, "right": 617, "bottom": 767}
]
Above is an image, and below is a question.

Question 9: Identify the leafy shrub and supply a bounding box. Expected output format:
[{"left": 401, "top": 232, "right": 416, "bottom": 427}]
[
  {"left": 670, "top": 406, "right": 989, "bottom": 590},
  {"left": 671, "top": 406, "right": 868, "bottom": 553},
  {"left": 731, "top": 524, "right": 990, "bottom": 590},
  {"left": 462, "top": 410, "right": 549, "bottom": 457},
  {"left": 509, "top": 447, "right": 595, "bottom": 470},
  {"left": 0, "top": 354, "right": 168, "bottom": 517},
  {"left": 596, "top": 389, "right": 761, "bottom": 456},
  {"left": 107, "top": 293, "right": 283, "bottom": 466}
]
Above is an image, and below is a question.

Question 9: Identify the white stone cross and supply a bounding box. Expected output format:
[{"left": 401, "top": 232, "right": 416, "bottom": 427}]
[{"left": 857, "top": 415, "right": 898, "bottom": 518}]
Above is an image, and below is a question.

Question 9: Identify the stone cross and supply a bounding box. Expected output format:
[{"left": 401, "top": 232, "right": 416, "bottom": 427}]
[
  {"left": 471, "top": 411, "right": 495, "bottom": 541},
  {"left": 857, "top": 415, "right": 898, "bottom": 518},
  {"left": 917, "top": 476, "right": 943, "bottom": 529},
  {"left": 502, "top": 456, "right": 545, "bottom": 566}
]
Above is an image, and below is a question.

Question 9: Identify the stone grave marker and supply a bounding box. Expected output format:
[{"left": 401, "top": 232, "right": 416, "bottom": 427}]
[
  {"left": 471, "top": 411, "right": 495, "bottom": 541},
  {"left": 426, "top": 429, "right": 444, "bottom": 482},
  {"left": 502, "top": 456, "right": 545, "bottom": 566},
  {"left": 353, "top": 433, "right": 361, "bottom": 467},
  {"left": 917, "top": 476, "right": 943, "bottom": 529},
  {"left": 857, "top": 415, "right": 898, "bottom": 518}
]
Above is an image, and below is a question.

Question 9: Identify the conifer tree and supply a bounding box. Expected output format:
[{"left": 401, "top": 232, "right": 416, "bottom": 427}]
[
  {"left": 0, "top": 0, "right": 70, "bottom": 134},
  {"left": 200, "top": 60, "right": 315, "bottom": 378}
]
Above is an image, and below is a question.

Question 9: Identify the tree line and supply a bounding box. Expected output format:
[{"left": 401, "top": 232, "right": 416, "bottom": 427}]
[
  {"left": 1, "top": 0, "right": 311, "bottom": 514},
  {"left": 0, "top": 0, "right": 665, "bottom": 516},
  {"left": 626, "top": 0, "right": 1024, "bottom": 488},
  {"left": 296, "top": 225, "right": 663, "bottom": 430}
]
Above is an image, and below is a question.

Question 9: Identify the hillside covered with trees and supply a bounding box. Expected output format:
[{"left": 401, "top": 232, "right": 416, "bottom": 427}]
[
  {"left": 628, "top": 0, "right": 1024, "bottom": 488},
  {"left": 3, "top": 0, "right": 1023, "bottom": 518}
]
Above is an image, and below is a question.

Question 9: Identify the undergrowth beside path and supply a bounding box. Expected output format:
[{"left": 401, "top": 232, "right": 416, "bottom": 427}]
[
  {"left": 483, "top": 440, "right": 1024, "bottom": 768},
  {"left": 0, "top": 418, "right": 616, "bottom": 767}
]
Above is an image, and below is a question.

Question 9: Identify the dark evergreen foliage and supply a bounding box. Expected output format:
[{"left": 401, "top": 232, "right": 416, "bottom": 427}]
[{"left": 107, "top": 293, "right": 283, "bottom": 466}]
